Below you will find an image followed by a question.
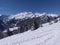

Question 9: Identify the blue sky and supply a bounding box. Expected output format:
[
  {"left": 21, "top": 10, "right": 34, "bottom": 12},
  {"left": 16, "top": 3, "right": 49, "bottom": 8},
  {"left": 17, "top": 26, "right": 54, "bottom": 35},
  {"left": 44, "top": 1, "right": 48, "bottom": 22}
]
[{"left": 0, "top": 0, "right": 60, "bottom": 15}]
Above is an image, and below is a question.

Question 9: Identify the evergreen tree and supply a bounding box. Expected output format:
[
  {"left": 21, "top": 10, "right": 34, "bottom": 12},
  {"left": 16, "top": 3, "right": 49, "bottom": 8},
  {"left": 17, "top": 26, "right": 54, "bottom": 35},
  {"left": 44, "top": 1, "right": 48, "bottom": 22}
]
[{"left": 7, "top": 28, "right": 13, "bottom": 36}]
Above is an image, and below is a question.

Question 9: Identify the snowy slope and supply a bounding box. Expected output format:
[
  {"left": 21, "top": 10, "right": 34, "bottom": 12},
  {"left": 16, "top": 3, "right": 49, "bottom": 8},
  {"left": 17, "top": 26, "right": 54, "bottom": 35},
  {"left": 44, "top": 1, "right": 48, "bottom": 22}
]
[{"left": 0, "top": 20, "right": 60, "bottom": 45}]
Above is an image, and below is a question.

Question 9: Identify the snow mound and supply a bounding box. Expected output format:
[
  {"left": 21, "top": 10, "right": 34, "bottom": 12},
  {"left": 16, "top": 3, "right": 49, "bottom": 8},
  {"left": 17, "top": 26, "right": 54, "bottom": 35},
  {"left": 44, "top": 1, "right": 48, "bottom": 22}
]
[{"left": 0, "top": 20, "right": 60, "bottom": 45}]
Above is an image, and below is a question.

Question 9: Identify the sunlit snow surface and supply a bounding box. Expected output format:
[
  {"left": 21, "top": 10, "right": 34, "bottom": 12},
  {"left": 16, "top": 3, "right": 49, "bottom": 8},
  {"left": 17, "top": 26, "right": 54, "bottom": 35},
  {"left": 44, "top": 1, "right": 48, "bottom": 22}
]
[{"left": 0, "top": 21, "right": 60, "bottom": 45}]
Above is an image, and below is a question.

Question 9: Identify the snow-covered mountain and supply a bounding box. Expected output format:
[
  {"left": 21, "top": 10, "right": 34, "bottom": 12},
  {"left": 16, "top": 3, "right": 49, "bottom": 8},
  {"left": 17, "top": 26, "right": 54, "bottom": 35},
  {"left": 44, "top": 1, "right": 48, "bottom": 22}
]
[
  {"left": 0, "top": 19, "right": 60, "bottom": 45},
  {"left": 8, "top": 12, "right": 58, "bottom": 20},
  {"left": 0, "top": 12, "right": 60, "bottom": 45},
  {"left": 0, "top": 12, "right": 59, "bottom": 39},
  {"left": 7, "top": 12, "right": 59, "bottom": 28}
]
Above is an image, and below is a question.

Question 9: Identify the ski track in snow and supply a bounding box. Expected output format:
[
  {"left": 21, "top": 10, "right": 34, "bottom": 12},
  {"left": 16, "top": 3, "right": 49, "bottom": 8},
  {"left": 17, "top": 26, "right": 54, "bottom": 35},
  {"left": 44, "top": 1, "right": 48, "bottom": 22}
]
[{"left": 0, "top": 21, "right": 60, "bottom": 45}]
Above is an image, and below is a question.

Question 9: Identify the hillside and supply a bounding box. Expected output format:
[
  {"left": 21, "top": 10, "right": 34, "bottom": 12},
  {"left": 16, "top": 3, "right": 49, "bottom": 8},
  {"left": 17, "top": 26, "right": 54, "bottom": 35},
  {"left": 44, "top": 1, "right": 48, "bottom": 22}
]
[
  {"left": 0, "top": 12, "right": 60, "bottom": 45},
  {"left": 0, "top": 20, "right": 60, "bottom": 45}
]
